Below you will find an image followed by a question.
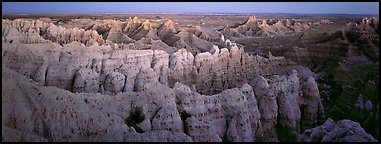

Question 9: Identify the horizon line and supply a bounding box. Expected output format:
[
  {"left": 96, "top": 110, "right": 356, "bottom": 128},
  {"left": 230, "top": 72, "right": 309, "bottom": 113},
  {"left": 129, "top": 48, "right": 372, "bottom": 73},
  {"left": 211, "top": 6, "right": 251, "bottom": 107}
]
[{"left": 2, "top": 12, "right": 379, "bottom": 16}]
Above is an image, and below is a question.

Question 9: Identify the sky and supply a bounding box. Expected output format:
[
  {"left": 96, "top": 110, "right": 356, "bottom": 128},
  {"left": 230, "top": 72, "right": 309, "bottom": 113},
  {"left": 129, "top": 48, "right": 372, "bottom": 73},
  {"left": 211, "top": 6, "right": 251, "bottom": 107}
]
[{"left": 2, "top": 2, "right": 379, "bottom": 15}]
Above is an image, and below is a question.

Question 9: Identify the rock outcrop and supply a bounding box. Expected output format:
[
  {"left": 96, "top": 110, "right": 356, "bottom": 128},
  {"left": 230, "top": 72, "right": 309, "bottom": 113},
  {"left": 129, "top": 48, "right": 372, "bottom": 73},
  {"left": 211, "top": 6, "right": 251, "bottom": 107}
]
[
  {"left": 2, "top": 19, "right": 50, "bottom": 44},
  {"left": 106, "top": 26, "right": 135, "bottom": 44},
  {"left": 185, "top": 117, "right": 222, "bottom": 142},
  {"left": 73, "top": 68, "right": 100, "bottom": 93},
  {"left": 300, "top": 118, "right": 377, "bottom": 142},
  {"left": 44, "top": 23, "right": 105, "bottom": 46},
  {"left": 2, "top": 29, "right": 315, "bottom": 96},
  {"left": 1, "top": 52, "right": 357, "bottom": 142},
  {"left": 300, "top": 77, "right": 326, "bottom": 131},
  {"left": 104, "top": 72, "right": 125, "bottom": 94},
  {"left": 251, "top": 76, "right": 278, "bottom": 141},
  {"left": 220, "top": 16, "right": 332, "bottom": 38}
]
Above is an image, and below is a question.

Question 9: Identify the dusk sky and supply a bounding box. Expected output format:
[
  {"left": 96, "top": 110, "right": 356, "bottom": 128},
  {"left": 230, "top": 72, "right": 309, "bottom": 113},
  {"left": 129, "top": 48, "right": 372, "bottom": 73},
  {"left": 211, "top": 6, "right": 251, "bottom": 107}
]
[{"left": 2, "top": 2, "right": 379, "bottom": 15}]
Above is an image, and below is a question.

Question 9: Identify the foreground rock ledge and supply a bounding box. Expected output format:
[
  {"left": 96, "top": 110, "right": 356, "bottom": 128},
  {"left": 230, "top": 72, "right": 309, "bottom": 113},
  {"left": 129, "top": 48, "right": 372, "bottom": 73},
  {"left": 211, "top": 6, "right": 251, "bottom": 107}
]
[{"left": 0, "top": 63, "right": 369, "bottom": 142}]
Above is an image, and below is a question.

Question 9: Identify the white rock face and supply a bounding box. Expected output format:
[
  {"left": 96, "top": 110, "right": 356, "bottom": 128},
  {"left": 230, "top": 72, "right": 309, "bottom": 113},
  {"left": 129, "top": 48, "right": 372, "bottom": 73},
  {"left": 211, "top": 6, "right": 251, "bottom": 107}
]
[
  {"left": 46, "top": 62, "right": 78, "bottom": 91},
  {"left": 152, "top": 50, "right": 169, "bottom": 85},
  {"left": 123, "top": 78, "right": 134, "bottom": 93},
  {"left": 44, "top": 23, "right": 105, "bottom": 46},
  {"left": 2, "top": 19, "right": 49, "bottom": 44},
  {"left": 227, "top": 111, "right": 254, "bottom": 142},
  {"left": 30, "top": 64, "right": 48, "bottom": 85},
  {"left": 239, "top": 83, "right": 262, "bottom": 140},
  {"left": 272, "top": 70, "right": 301, "bottom": 141},
  {"left": 252, "top": 76, "right": 278, "bottom": 141},
  {"left": 151, "top": 107, "right": 183, "bottom": 133},
  {"left": 168, "top": 48, "right": 195, "bottom": 87},
  {"left": 185, "top": 117, "right": 222, "bottom": 142},
  {"left": 134, "top": 67, "right": 158, "bottom": 92},
  {"left": 73, "top": 68, "right": 100, "bottom": 93},
  {"left": 104, "top": 72, "right": 125, "bottom": 94},
  {"left": 173, "top": 82, "right": 192, "bottom": 92},
  {"left": 2, "top": 43, "right": 61, "bottom": 79}
]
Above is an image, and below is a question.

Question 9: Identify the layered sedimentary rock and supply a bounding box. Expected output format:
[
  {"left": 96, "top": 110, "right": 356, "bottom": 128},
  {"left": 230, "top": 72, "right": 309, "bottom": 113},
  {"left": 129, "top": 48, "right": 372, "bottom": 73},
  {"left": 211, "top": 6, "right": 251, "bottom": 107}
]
[
  {"left": 2, "top": 63, "right": 328, "bottom": 142},
  {"left": 106, "top": 25, "right": 135, "bottom": 44},
  {"left": 86, "top": 17, "right": 216, "bottom": 54},
  {"left": 282, "top": 35, "right": 350, "bottom": 72},
  {"left": 44, "top": 23, "right": 105, "bottom": 46},
  {"left": 273, "top": 17, "right": 379, "bottom": 142},
  {"left": 45, "top": 42, "right": 104, "bottom": 91},
  {"left": 3, "top": 17, "right": 372, "bottom": 142}
]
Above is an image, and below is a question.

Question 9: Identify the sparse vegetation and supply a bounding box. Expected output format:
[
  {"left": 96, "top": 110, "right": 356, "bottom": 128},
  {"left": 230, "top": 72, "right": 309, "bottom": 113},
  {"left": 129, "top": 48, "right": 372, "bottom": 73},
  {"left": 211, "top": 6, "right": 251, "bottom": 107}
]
[{"left": 125, "top": 107, "right": 145, "bottom": 133}]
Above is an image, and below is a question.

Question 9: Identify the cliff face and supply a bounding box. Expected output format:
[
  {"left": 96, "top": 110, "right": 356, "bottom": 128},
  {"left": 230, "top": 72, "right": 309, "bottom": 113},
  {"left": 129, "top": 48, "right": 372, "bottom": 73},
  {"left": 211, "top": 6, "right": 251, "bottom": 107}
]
[{"left": 2, "top": 64, "right": 326, "bottom": 142}]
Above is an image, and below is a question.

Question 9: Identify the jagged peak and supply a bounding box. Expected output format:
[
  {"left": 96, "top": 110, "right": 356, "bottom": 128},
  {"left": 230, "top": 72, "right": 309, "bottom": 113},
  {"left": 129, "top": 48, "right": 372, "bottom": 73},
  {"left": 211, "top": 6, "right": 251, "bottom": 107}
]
[
  {"left": 159, "top": 20, "right": 176, "bottom": 32},
  {"left": 143, "top": 19, "right": 150, "bottom": 25},
  {"left": 241, "top": 16, "right": 259, "bottom": 28},
  {"left": 261, "top": 19, "right": 268, "bottom": 26},
  {"left": 164, "top": 20, "right": 174, "bottom": 27},
  {"left": 141, "top": 19, "right": 151, "bottom": 30},
  {"left": 274, "top": 20, "right": 284, "bottom": 26},
  {"left": 247, "top": 16, "right": 257, "bottom": 23},
  {"left": 130, "top": 16, "right": 141, "bottom": 24}
]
